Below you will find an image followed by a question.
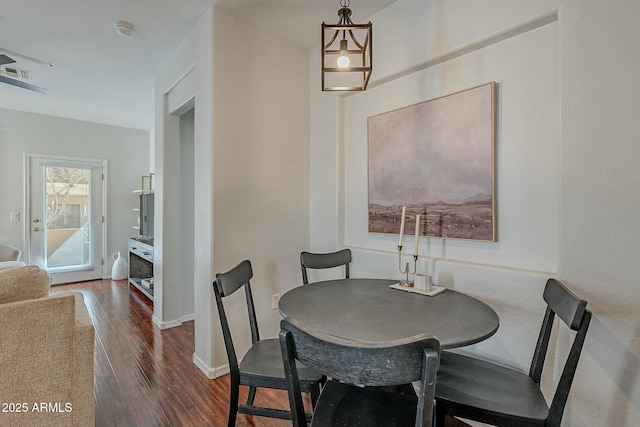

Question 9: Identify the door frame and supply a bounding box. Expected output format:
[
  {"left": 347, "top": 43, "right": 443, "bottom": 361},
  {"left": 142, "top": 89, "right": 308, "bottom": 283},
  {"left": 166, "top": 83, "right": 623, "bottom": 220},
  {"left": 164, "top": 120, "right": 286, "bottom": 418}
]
[{"left": 24, "top": 153, "right": 108, "bottom": 282}]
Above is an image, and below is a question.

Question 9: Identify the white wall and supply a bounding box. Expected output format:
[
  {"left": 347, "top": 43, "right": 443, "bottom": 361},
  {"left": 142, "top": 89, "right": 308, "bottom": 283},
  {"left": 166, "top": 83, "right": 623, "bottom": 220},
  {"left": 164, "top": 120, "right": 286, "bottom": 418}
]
[
  {"left": 0, "top": 108, "right": 149, "bottom": 276},
  {"left": 154, "top": 7, "right": 310, "bottom": 378},
  {"left": 154, "top": 8, "right": 214, "bottom": 378},
  {"left": 179, "top": 108, "right": 195, "bottom": 319},
  {"left": 559, "top": 0, "right": 640, "bottom": 424},
  {"left": 310, "top": 0, "right": 640, "bottom": 425},
  {"left": 343, "top": 22, "right": 559, "bottom": 271}
]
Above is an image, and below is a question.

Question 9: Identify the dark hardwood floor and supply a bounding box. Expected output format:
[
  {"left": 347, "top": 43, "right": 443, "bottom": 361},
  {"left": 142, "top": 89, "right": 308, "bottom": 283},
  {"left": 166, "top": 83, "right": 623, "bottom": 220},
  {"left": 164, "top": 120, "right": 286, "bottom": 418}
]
[{"left": 52, "top": 279, "right": 469, "bottom": 427}]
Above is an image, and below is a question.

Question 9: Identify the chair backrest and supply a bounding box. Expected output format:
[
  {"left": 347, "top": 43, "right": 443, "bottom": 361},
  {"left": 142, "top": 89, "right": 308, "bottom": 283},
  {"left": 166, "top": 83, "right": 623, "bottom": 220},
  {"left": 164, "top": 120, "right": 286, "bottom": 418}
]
[
  {"left": 0, "top": 244, "right": 21, "bottom": 262},
  {"left": 213, "top": 260, "right": 260, "bottom": 372},
  {"left": 280, "top": 316, "right": 440, "bottom": 427},
  {"left": 300, "top": 249, "right": 351, "bottom": 284},
  {"left": 529, "top": 278, "right": 591, "bottom": 426}
]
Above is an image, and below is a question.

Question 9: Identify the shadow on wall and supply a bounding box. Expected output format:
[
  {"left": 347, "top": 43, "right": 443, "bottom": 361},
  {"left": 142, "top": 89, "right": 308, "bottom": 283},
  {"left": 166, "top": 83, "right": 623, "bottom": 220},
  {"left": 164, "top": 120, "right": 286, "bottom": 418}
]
[
  {"left": 265, "top": 260, "right": 280, "bottom": 296},
  {"left": 572, "top": 287, "right": 640, "bottom": 425},
  {"left": 434, "top": 261, "right": 547, "bottom": 371}
]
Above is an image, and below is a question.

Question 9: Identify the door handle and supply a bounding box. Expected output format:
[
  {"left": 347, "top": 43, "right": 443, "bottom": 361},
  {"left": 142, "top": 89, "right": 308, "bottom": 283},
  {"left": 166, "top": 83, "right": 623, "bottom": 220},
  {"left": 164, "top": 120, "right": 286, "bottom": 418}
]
[
  {"left": 33, "top": 218, "right": 40, "bottom": 223},
  {"left": 32, "top": 227, "right": 40, "bottom": 232}
]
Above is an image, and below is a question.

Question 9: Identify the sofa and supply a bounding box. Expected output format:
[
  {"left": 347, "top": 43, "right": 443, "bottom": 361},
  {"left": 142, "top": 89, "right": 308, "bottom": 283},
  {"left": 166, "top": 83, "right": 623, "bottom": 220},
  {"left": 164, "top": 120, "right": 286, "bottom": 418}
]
[
  {"left": 0, "top": 265, "right": 95, "bottom": 427},
  {"left": 0, "top": 243, "right": 25, "bottom": 271},
  {"left": 0, "top": 243, "right": 21, "bottom": 262}
]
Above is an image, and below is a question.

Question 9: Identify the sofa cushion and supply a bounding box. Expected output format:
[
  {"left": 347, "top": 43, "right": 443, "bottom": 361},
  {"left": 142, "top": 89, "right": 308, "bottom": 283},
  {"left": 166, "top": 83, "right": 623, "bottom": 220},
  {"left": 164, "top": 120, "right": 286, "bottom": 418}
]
[{"left": 0, "top": 265, "right": 51, "bottom": 304}]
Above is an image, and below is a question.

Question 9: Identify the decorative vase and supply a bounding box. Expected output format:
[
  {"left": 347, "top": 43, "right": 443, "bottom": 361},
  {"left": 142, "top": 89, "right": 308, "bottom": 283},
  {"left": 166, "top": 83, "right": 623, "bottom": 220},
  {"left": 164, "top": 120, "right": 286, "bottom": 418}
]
[{"left": 112, "top": 252, "right": 128, "bottom": 280}]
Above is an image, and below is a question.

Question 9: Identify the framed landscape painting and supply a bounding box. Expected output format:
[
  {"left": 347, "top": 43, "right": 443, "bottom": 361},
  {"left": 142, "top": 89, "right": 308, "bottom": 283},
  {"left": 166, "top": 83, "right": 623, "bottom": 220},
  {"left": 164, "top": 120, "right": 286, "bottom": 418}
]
[{"left": 367, "top": 82, "right": 496, "bottom": 241}]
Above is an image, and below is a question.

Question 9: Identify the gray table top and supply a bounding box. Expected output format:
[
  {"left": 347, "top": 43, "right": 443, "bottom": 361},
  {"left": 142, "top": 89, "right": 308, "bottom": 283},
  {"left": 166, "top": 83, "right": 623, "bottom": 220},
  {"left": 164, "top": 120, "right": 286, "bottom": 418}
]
[{"left": 278, "top": 278, "right": 499, "bottom": 349}]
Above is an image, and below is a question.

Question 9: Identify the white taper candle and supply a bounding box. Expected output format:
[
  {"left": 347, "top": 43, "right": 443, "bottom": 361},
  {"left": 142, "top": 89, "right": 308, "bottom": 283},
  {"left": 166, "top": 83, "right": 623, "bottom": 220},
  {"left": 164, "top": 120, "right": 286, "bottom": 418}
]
[
  {"left": 413, "top": 214, "right": 421, "bottom": 255},
  {"left": 398, "top": 206, "right": 406, "bottom": 246}
]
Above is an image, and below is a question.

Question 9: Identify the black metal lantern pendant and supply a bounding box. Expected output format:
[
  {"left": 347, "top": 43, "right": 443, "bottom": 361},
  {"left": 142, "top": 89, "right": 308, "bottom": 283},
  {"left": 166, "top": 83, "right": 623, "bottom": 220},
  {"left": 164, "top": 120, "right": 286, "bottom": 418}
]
[{"left": 322, "top": 0, "right": 372, "bottom": 91}]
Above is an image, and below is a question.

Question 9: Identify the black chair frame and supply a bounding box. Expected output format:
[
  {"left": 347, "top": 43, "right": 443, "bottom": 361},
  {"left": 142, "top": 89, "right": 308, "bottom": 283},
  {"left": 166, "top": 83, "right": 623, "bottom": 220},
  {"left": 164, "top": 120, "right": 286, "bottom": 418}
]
[
  {"left": 214, "top": 260, "right": 322, "bottom": 426},
  {"left": 435, "top": 278, "right": 592, "bottom": 427},
  {"left": 280, "top": 316, "right": 440, "bottom": 427},
  {"left": 300, "top": 249, "right": 351, "bottom": 285}
]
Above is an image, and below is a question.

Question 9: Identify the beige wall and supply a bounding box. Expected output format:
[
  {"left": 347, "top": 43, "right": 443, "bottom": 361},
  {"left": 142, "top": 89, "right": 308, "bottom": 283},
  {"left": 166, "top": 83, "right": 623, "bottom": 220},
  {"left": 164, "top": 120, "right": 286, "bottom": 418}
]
[
  {"left": 310, "top": 0, "right": 640, "bottom": 424},
  {"left": 213, "top": 8, "right": 310, "bottom": 370}
]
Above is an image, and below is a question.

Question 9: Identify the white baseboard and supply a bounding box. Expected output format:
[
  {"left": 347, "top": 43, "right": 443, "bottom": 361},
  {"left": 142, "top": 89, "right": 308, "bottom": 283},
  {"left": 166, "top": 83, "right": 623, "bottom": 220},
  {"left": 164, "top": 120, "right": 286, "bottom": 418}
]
[
  {"left": 151, "top": 313, "right": 194, "bottom": 330},
  {"left": 180, "top": 313, "right": 195, "bottom": 322},
  {"left": 152, "top": 315, "right": 181, "bottom": 330},
  {"left": 193, "top": 353, "right": 230, "bottom": 379}
]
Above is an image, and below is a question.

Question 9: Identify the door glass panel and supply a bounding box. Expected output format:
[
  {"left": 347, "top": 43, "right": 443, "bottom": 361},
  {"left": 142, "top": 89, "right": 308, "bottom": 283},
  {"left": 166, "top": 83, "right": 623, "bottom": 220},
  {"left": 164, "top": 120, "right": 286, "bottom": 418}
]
[{"left": 45, "top": 166, "right": 91, "bottom": 269}]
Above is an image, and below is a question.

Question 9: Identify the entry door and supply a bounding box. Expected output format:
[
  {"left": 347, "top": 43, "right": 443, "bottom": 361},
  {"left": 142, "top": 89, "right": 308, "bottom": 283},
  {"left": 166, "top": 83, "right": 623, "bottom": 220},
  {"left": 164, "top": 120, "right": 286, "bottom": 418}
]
[{"left": 28, "top": 155, "right": 105, "bottom": 284}]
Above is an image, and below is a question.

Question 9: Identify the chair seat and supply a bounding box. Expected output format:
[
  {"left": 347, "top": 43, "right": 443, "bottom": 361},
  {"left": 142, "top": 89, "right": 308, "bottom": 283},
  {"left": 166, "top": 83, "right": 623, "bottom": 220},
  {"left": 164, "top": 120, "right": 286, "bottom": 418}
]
[
  {"left": 311, "top": 380, "right": 418, "bottom": 427},
  {"left": 240, "top": 338, "right": 322, "bottom": 390},
  {"left": 436, "top": 351, "right": 549, "bottom": 424}
]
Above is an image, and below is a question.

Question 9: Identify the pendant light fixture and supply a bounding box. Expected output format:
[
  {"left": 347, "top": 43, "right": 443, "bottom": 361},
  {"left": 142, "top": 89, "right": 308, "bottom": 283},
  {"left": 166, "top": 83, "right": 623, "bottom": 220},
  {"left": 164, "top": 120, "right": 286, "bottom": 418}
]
[{"left": 321, "top": 0, "right": 372, "bottom": 91}]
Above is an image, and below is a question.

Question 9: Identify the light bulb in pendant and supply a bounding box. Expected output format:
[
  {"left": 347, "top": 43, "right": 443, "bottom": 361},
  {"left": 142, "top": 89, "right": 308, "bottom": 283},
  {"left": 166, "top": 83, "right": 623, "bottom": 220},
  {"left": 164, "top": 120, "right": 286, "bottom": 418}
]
[{"left": 337, "top": 38, "right": 350, "bottom": 68}]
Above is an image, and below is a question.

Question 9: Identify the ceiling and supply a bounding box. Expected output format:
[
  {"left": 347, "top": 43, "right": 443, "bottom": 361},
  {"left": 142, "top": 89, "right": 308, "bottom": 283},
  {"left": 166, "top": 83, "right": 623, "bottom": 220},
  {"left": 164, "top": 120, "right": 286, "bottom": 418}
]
[{"left": 0, "top": 0, "right": 396, "bottom": 131}]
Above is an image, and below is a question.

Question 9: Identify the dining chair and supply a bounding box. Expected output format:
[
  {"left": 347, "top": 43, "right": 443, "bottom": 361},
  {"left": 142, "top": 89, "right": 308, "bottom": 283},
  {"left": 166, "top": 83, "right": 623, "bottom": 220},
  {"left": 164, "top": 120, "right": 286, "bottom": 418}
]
[
  {"left": 434, "top": 278, "right": 591, "bottom": 427},
  {"left": 280, "top": 315, "right": 441, "bottom": 427},
  {"left": 213, "top": 260, "right": 323, "bottom": 427},
  {"left": 300, "top": 249, "right": 351, "bottom": 285}
]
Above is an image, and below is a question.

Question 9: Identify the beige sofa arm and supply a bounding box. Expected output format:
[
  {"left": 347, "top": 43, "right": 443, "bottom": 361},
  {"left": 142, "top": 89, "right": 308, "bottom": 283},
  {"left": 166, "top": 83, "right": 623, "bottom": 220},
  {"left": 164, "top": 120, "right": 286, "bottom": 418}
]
[
  {"left": 0, "top": 293, "right": 95, "bottom": 427},
  {"left": 60, "top": 292, "right": 96, "bottom": 427}
]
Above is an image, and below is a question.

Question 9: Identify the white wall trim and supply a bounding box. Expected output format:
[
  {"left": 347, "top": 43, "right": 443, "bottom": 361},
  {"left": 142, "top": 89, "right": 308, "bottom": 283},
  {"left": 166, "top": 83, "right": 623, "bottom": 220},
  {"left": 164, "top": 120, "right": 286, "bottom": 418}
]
[
  {"left": 193, "top": 353, "right": 230, "bottom": 379},
  {"left": 152, "top": 314, "right": 181, "bottom": 330},
  {"left": 163, "top": 64, "right": 195, "bottom": 96},
  {"left": 151, "top": 312, "right": 194, "bottom": 329},
  {"left": 180, "top": 313, "right": 195, "bottom": 323},
  {"left": 353, "top": 9, "right": 559, "bottom": 95},
  {"left": 348, "top": 246, "right": 556, "bottom": 280}
]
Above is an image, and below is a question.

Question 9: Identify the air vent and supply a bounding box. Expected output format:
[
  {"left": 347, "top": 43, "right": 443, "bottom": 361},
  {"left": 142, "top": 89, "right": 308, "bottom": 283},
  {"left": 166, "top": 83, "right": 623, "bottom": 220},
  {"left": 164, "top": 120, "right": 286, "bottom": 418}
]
[{"left": 0, "top": 66, "right": 32, "bottom": 80}]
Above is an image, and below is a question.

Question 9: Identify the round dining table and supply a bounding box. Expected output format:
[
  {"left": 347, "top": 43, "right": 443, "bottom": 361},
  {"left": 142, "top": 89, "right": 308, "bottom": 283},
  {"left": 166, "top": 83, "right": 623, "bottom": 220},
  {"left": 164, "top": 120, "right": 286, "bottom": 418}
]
[{"left": 278, "top": 278, "right": 499, "bottom": 349}]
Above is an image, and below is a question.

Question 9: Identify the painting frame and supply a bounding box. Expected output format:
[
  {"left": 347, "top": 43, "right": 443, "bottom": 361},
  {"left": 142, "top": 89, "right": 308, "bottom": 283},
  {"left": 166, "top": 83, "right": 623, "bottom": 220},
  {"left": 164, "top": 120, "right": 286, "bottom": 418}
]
[{"left": 367, "top": 82, "right": 497, "bottom": 242}]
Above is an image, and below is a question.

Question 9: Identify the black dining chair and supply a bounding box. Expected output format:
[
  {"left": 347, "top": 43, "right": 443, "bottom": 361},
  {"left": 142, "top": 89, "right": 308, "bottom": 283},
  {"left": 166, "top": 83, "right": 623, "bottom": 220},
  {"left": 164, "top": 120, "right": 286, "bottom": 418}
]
[
  {"left": 434, "top": 278, "right": 591, "bottom": 427},
  {"left": 213, "top": 260, "right": 323, "bottom": 426},
  {"left": 300, "top": 249, "right": 351, "bottom": 285},
  {"left": 280, "top": 315, "right": 441, "bottom": 427}
]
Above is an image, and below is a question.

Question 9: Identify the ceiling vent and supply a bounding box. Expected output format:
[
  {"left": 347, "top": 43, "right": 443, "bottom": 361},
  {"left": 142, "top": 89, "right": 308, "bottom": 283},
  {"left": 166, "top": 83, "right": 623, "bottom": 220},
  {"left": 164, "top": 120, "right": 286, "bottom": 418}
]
[{"left": 0, "top": 66, "right": 32, "bottom": 80}]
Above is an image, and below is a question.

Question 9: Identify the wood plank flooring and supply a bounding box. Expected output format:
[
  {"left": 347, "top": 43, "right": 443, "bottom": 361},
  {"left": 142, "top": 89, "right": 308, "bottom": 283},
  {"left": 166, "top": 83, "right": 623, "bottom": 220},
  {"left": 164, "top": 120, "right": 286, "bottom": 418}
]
[{"left": 52, "top": 279, "right": 469, "bottom": 427}]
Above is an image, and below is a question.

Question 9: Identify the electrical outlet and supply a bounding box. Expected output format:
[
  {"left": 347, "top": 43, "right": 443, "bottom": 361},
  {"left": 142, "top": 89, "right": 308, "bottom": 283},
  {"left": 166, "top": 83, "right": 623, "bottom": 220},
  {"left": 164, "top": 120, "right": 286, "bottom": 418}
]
[{"left": 271, "top": 294, "right": 281, "bottom": 310}]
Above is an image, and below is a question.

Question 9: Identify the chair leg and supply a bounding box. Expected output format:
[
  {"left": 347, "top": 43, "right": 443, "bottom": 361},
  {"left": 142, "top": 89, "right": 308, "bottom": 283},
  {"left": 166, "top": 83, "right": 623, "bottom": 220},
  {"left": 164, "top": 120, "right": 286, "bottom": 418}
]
[
  {"left": 228, "top": 375, "right": 240, "bottom": 427},
  {"left": 434, "top": 402, "right": 446, "bottom": 427},
  {"left": 309, "top": 382, "right": 321, "bottom": 408},
  {"left": 247, "top": 386, "right": 257, "bottom": 405},
  {"left": 432, "top": 399, "right": 437, "bottom": 427}
]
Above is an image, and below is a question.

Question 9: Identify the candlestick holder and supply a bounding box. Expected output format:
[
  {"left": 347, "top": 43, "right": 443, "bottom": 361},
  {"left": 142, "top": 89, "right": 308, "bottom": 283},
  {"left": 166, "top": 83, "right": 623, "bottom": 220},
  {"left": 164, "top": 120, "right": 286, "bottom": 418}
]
[{"left": 397, "top": 245, "right": 418, "bottom": 287}]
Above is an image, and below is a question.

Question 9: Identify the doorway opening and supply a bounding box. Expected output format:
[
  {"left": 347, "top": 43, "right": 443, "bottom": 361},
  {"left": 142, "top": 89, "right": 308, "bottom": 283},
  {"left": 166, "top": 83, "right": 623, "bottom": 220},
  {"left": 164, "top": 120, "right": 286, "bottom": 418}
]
[{"left": 26, "top": 154, "right": 106, "bottom": 284}]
